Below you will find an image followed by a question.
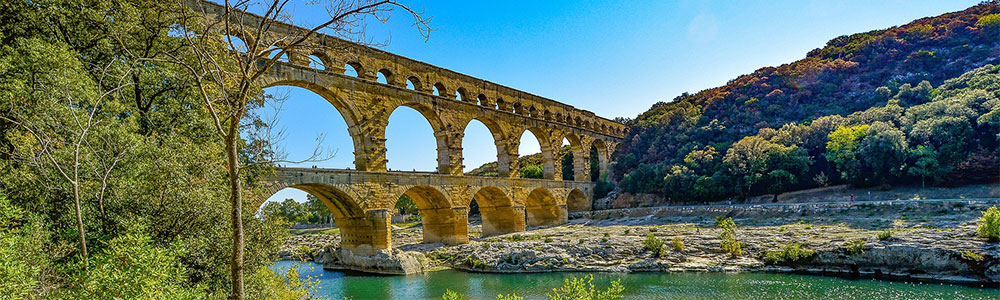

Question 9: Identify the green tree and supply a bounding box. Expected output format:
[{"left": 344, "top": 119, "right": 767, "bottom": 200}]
[
  {"left": 907, "top": 145, "right": 942, "bottom": 188},
  {"left": 520, "top": 164, "right": 544, "bottom": 179},
  {"left": 857, "top": 122, "right": 909, "bottom": 185},
  {"left": 826, "top": 125, "right": 869, "bottom": 183}
]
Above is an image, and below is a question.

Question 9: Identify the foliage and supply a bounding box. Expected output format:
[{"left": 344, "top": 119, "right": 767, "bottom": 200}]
[
  {"left": 519, "top": 164, "right": 544, "bottom": 179},
  {"left": 614, "top": 2, "right": 1000, "bottom": 203},
  {"left": 977, "top": 206, "right": 1000, "bottom": 241},
  {"left": 497, "top": 293, "right": 525, "bottom": 300},
  {"left": 845, "top": 239, "right": 868, "bottom": 255},
  {"left": 547, "top": 274, "right": 625, "bottom": 300},
  {"left": 877, "top": 230, "right": 894, "bottom": 241},
  {"left": 960, "top": 250, "right": 985, "bottom": 262},
  {"left": 763, "top": 243, "right": 815, "bottom": 265},
  {"left": 716, "top": 217, "right": 743, "bottom": 256},
  {"left": 642, "top": 233, "right": 664, "bottom": 257},
  {"left": 442, "top": 289, "right": 467, "bottom": 300},
  {"left": 671, "top": 237, "right": 685, "bottom": 252}
]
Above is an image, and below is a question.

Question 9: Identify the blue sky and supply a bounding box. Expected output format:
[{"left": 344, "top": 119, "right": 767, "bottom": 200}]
[{"left": 263, "top": 0, "right": 980, "bottom": 204}]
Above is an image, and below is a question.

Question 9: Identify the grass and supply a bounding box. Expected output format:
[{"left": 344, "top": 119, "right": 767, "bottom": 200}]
[
  {"left": 877, "top": 230, "right": 893, "bottom": 241},
  {"left": 289, "top": 227, "right": 340, "bottom": 236}
]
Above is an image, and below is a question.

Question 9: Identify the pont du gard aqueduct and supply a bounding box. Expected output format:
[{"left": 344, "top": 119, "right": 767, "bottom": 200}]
[{"left": 196, "top": 1, "right": 626, "bottom": 255}]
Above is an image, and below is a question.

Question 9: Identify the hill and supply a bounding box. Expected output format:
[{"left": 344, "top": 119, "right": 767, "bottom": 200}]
[{"left": 614, "top": 3, "right": 1000, "bottom": 203}]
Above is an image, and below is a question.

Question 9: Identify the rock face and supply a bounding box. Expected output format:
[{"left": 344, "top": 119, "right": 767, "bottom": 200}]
[{"left": 315, "top": 244, "right": 427, "bottom": 275}]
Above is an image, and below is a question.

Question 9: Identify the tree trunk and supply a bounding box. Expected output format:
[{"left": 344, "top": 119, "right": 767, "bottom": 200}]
[
  {"left": 73, "top": 181, "right": 88, "bottom": 269},
  {"left": 226, "top": 119, "right": 245, "bottom": 300}
]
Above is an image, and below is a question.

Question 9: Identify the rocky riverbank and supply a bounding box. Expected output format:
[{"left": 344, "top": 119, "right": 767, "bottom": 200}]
[{"left": 281, "top": 200, "right": 1000, "bottom": 286}]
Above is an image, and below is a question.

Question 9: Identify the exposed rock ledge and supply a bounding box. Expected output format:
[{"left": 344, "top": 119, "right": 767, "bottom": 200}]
[
  {"left": 314, "top": 243, "right": 428, "bottom": 275},
  {"left": 284, "top": 199, "right": 1000, "bottom": 285}
]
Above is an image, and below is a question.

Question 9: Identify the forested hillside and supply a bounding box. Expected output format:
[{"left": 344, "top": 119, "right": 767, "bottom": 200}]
[{"left": 615, "top": 2, "right": 1000, "bottom": 203}]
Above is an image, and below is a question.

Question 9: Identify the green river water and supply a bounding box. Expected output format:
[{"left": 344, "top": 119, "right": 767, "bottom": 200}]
[{"left": 272, "top": 261, "right": 997, "bottom": 299}]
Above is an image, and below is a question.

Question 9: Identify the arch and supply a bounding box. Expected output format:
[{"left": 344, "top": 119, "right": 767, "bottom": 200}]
[
  {"left": 566, "top": 189, "right": 589, "bottom": 212},
  {"left": 477, "top": 94, "right": 489, "bottom": 107},
  {"left": 512, "top": 102, "right": 524, "bottom": 115},
  {"left": 524, "top": 188, "right": 563, "bottom": 227},
  {"left": 518, "top": 127, "right": 556, "bottom": 179},
  {"left": 496, "top": 98, "right": 508, "bottom": 112},
  {"left": 270, "top": 183, "right": 379, "bottom": 253},
  {"left": 377, "top": 69, "right": 393, "bottom": 84},
  {"left": 462, "top": 118, "right": 504, "bottom": 175},
  {"left": 591, "top": 139, "right": 609, "bottom": 181},
  {"left": 432, "top": 83, "right": 446, "bottom": 97},
  {"left": 308, "top": 53, "right": 328, "bottom": 70},
  {"left": 406, "top": 76, "right": 421, "bottom": 91},
  {"left": 396, "top": 186, "right": 467, "bottom": 245},
  {"left": 385, "top": 103, "right": 447, "bottom": 172},
  {"left": 471, "top": 186, "right": 522, "bottom": 237},
  {"left": 561, "top": 133, "right": 586, "bottom": 181},
  {"left": 344, "top": 62, "right": 362, "bottom": 77},
  {"left": 262, "top": 80, "right": 366, "bottom": 169},
  {"left": 456, "top": 87, "right": 469, "bottom": 102}
]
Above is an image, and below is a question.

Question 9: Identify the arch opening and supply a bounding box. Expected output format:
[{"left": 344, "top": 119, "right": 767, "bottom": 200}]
[
  {"left": 462, "top": 119, "right": 502, "bottom": 176},
  {"left": 524, "top": 188, "right": 564, "bottom": 227},
  {"left": 385, "top": 104, "right": 444, "bottom": 172},
  {"left": 259, "top": 84, "right": 357, "bottom": 169},
  {"left": 560, "top": 138, "right": 575, "bottom": 180},
  {"left": 344, "top": 63, "right": 359, "bottom": 77},
  {"left": 456, "top": 88, "right": 468, "bottom": 102},
  {"left": 308, "top": 55, "right": 325, "bottom": 70},
  {"left": 477, "top": 94, "right": 489, "bottom": 107},
  {"left": 561, "top": 135, "right": 586, "bottom": 181},
  {"left": 566, "top": 189, "right": 589, "bottom": 212},
  {"left": 591, "top": 140, "right": 608, "bottom": 182},
  {"left": 377, "top": 69, "right": 392, "bottom": 84},
  {"left": 406, "top": 76, "right": 421, "bottom": 91},
  {"left": 397, "top": 186, "right": 467, "bottom": 245},
  {"left": 471, "top": 186, "right": 522, "bottom": 237},
  {"left": 518, "top": 128, "right": 553, "bottom": 179},
  {"left": 432, "top": 83, "right": 446, "bottom": 97},
  {"left": 259, "top": 184, "right": 379, "bottom": 253}
]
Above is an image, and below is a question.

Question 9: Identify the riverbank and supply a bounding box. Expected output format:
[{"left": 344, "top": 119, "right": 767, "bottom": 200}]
[{"left": 281, "top": 199, "right": 1000, "bottom": 286}]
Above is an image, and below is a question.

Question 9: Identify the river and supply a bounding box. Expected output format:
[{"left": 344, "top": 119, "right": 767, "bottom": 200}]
[{"left": 273, "top": 261, "right": 997, "bottom": 299}]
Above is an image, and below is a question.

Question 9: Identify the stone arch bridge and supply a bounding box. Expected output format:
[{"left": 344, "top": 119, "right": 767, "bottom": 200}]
[{"left": 194, "top": 1, "right": 626, "bottom": 254}]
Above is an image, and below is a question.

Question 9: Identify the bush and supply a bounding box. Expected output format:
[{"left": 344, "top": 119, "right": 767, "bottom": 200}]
[
  {"left": 877, "top": 230, "right": 893, "bottom": 241},
  {"left": 716, "top": 217, "right": 742, "bottom": 257},
  {"left": 671, "top": 237, "right": 685, "bottom": 252},
  {"left": 443, "top": 289, "right": 467, "bottom": 300},
  {"left": 960, "top": 250, "right": 985, "bottom": 262},
  {"left": 642, "top": 233, "right": 664, "bottom": 257},
  {"left": 845, "top": 239, "right": 868, "bottom": 255},
  {"left": 763, "top": 243, "right": 815, "bottom": 265},
  {"left": 498, "top": 293, "right": 525, "bottom": 300},
  {"left": 977, "top": 206, "right": 1000, "bottom": 242},
  {"left": 547, "top": 274, "right": 625, "bottom": 300},
  {"left": 0, "top": 191, "right": 50, "bottom": 299}
]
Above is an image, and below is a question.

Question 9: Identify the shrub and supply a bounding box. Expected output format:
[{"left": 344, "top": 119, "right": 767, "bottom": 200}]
[
  {"left": 763, "top": 243, "right": 815, "bottom": 265},
  {"left": 642, "top": 233, "right": 664, "bottom": 257},
  {"left": 845, "top": 239, "right": 867, "bottom": 255},
  {"left": 877, "top": 230, "right": 893, "bottom": 241},
  {"left": 671, "top": 237, "right": 685, "bottom": 252},
  {"left": 977, "top": 206, "right": 1000, "bottom": 242},
  {"left": 443, "top": 289, "right": 467, "bottom": 300},
  {"left": 600, "top": 237, "right": 608, "bottom": 243},
  {"left": 545, "top": 237, "right": 553, "bottom": 243},
  {"left": 960, "top": 250, "right": 985, "bottom": 262},
  {"left": 498, "top": 293, "right": 525, "bottom": 300},
  {"left": 716, "top": 217, "right": 742, "bottom": 257},
  {"left": 648, "top": 227, "right": 658, "bottom": 233},
  {"left": 547, "top": 274, "right": 625, "bottom": 300},
  {"left": 623, "top": 229, "right": 630, "bottom": 235}
]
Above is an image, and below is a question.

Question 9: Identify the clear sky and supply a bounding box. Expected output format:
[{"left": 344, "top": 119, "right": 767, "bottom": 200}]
[{"left": 263, "top": 0, "right": 980, "bottom": 204}]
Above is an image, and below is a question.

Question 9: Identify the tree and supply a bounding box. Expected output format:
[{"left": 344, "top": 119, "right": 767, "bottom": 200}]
[
  {"left": 164, "top": 1, "right": 430, "bottom": 298},
  {"left": 908, "top": 145, "right": 942, "bottom": 188},
  {"left": 723, "top": 136, "right": 810, "bottom": 198},
  {"left": 826, "top": 125, "right": 869, "bottom": 183},
  {"left": 858, "top": 122, "right": 909, "bottom": 185}
]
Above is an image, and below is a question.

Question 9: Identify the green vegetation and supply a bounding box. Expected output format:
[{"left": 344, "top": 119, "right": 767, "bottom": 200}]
[
  {"left": 642, "top": 233, "right": 664, "bottom": 257},
  {"left": 960, "top": 250, "right": 985, "bottom": 262},
  {"left": 615, "top": 2, "right": 1000, "bottom": 203},
  {"left": 443, "top": 289, "right": 467, "bottom": 300},
  {"left": 845, "top": 239, "right": 868, "bottom": 255},
  {"left": 671, "top": 237, "right": 685, "bottom": 252},
  {"left": 260, "top": 195, "right": 334, "bottom": 225},
  {"left": 877, "top": 230, "right": 894, "bottom": 241},
  {"left": 763, "top": 243, "right": 815, "bottom": 265},
  {"left": 977, "top": 206, "right": 1000, "bottom": 241},
  {"left": 716, "top": 217, "right": 743, "bottom": 256}
]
